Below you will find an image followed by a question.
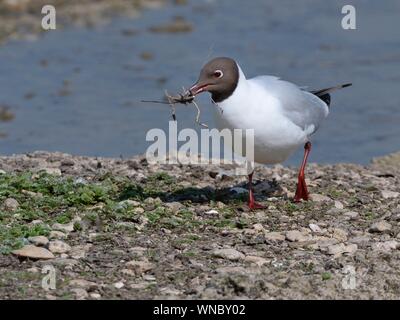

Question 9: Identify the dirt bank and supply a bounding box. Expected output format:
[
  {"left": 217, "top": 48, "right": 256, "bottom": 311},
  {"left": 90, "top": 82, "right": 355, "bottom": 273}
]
[{"left": 0, "top": 151, "right": 400, "bottom": 299}]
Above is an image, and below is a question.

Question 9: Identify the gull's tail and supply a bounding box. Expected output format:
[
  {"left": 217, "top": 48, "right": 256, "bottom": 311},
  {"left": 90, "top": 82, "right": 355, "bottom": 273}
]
[{"left": 311, "top": 83, "right": 352, "bottom": 106}]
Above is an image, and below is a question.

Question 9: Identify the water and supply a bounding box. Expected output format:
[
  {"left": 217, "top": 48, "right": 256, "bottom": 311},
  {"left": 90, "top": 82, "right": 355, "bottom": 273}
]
[{"left": 0, "top": 0, "right": 399, "bottom": 165}]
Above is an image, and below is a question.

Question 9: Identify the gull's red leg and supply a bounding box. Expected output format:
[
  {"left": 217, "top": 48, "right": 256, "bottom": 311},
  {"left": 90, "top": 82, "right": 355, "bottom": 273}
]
[
  {"left": 248, "top": 171, "right": 265, "bottom": 210},
  {"left": 294, "top": 141, "right": 312, "bottom": 202}
]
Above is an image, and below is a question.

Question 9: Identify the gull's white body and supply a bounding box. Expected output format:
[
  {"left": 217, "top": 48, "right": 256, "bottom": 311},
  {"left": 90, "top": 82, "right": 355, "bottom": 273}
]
[{"left": 213, "top": 64, "right": 329, "bottom": 164}]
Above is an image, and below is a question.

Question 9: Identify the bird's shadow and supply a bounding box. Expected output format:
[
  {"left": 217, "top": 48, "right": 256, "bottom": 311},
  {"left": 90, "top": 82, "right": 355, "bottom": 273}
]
[{"left": 118, "top": 178, "right": 283, "bottom": 206}]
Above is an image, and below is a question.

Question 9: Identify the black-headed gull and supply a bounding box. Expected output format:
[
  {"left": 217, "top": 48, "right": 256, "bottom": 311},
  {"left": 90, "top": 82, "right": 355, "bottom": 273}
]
[{"left": 189, "top": 57, "right": 351, "bottom": 209}]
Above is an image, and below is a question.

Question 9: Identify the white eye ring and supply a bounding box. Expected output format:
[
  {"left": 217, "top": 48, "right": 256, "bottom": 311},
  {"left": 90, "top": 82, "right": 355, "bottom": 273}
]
[{"left": 214, "top": 70, "right": 224, "bottom": 78}]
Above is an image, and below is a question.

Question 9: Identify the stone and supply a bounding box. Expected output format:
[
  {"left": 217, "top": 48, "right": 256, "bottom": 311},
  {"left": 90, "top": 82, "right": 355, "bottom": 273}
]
[
  {"left": 343, "top": 211, "right": 359, "bottom": 219},
  {"left": 212, "top": 248, "right": 244, "bottom": 261},
  {"left": 114, "top": 281, "right": 125, "bottom": 289},
  {"left": 48, "top": 240, "right": 71, "bottom": 254},
  {"left": 71, "top": 288, "right": 88, "bottom": 300},
  {"left": 69, "top": 244, "right": 92, "bottom": 259},
  {"left": 372, "top": 241, "right": 399, "bottom": 251},
  {"left": 49, "top": 231, "right": 67, "bottom": 239},
  {"left": 349, "top": 236, "right": 370, "bottom": 247},
  {"left": 28, "top": 236, "right": 49, "bottom": 246},
  {"left": 12, "top": 245, "right": 54, "bottom": 260},
  {"left": 125, "top": 260, "right": 154, "bottom": 274},
  {"left": 90, "top": 293, "right": 101, "bottom": 299},
  {"left": 252, "top": 223, "right": 264, "bottom": 232},
  {"left": 309, "top": 224, "right": 322, "bottom": 233},
  {"left": 52, "top": 222, "right": 74, "bottom": 233},
  {"left": 369, "top": 221, "right": 392, "bottom": 233},
  {"left": 27, "top": 267, "right": 39, "bottom": 273},
  {"left": 334, "top": 201, "right": 344, "bottom": 210},
  {"left": 117, "top": 199, "right": 141, "bottom": 209},
  {"left": 36, "top": 258, "right": 78, "bottom": 267},
  {"left": 164, "top": 201, "right": 184, "bottom": 212},
  {"left": 327, "top": 243, "right": 357, "bottom": 256},
  {"left": 244, "top": 256, "right": 269, "bottom": 267},
  {"left": 331, "top": 228, "right": 348, "bottom": 242},
  {"left": 204, "top": 209, "right": 219, "bottom": 215},
  {"left": 31, "top": 219, "right": 44, "bottom": 225},
  {"left": 381, "top": 190, "right": 400, "bottom": 199},
  {"left": 310, "top": 194, "right": 331, "bottom": 202},
  {"left": 69, "top": 279, "right": 98, "bottom": 291},
  {"left": 3, "top": 198, "right": 19, "bottom": 211},
  {"left": 43, "top": 167, "right": 62, "bottom": 176},
  {"left": 264, "top": 231, "right": 285, "bottom": 241},
  {"left": 285, "top": 230, "right": 309, "bottom": 242},
  {"left": 129, "top": 246, "right": 147, "bottom": 256},
  {"left": 121, "top": 269, "right": 137, "bottom": 276}
]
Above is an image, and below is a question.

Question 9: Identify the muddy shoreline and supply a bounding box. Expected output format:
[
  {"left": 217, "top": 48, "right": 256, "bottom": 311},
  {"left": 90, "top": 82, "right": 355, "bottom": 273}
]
[
  {"left": 1, "top": 151, "right": 400, "bottom": 299},
  {"left": 0, "top": 0, "right": 168, "bottom": 44}
]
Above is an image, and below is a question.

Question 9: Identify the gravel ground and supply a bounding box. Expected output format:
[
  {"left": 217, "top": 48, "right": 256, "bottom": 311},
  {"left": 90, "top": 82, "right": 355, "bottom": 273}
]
[{"left": 0, "top": 151, "right": 400, "bottom": 299}]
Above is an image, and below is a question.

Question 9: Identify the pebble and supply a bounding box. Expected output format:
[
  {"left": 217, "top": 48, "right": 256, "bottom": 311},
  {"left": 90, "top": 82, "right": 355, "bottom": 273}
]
[
  {"left": 309, "top": 223, "right": 322, "bottom": 233},
  {"left": 3, "top": 198, "right": 19, "bottom": 211},
  {"left": 133, "top": 207, "right": 145, "bottom": 214},
  {"left": 331, "top": 228, "right": 348, "bottom": 242},
  {"left": 285, "top": 230, "right": 310, "bottom": 242},
  {"left": 48, "top": 240, "right": 71, "bottom": 254},
  {"left": 28, "top": 236, "right": 49, "bottom": 246},
  {"left": 69, "top": 279, "right": 98, "bottom": 291},
  {"left": 204, "top": 209, "right": 219, "bottom": 215},
  {"left": 327, "top": 243, "right": 357, "bottom": 256},
  {"left": 90, "top": 293, "right": 101, "bottom": 299},
  {"left": 349, "top": 236, "right": 371, "bottom": 247},
  {"left": 244, "top": 256, "right": 269, "bottom": 267},
  {"left": 27, "top": 267, "right": 39, "bottom": 273},
  {"left": 310, "top": 194, "right": 331, "bottom": 202},
  {"left": 264, "top": 231, "right": 285, "bottom": 241},
  {"left": 114, "top": 281, "right": 125, "bottom": 289},
  {"left": 372, "top": 241, "right": 399, "bottom": 252},
  {"left": 52, "top": 222, "right": 74, "bottom": 233},
  {"left": 125, "top": 260, "right": 154, "bottom": 275},
  {"left": 164, "top": 201, "right": 184, "bottom": 212},
  {"left": 343, "top": 211, "right": 359, "bottom": 219},
  {"left": 12, "top": 245, "right": 54, "bottom": 260},
  {"left": 381, "top": 190, "right": 400, "bottom": 199},
  {"left": 369, "top": 221, "right": 392, "bottom": 233},
  {"left": 334, "top": 201, "right": 344, "bottom": 210},
  {"left": 43, "top": 167, "right": 62, "bottom": 176},
  {"left": 31, "top": 219, "right": 44, "bottom": 225},
  {"left": 69, "top": 244, "right": 92, "bottom": 259},
  {"left": 252, "top": 223, "right": 265, "bottom": 232},
  {"left": 143, "top": 275, "right": 156, "bottom": 281},
  {"left": 71, "top": 288, "right": 88, "bottom": 300},
  {"left": 49, "top": 230, "right": 67, "bottom": 240},
  {"left": 117, "top": 199, "right": 141, "bottom": 209},
  {"left": 212, "top": 248, "right": 244, "bottom": 261}
]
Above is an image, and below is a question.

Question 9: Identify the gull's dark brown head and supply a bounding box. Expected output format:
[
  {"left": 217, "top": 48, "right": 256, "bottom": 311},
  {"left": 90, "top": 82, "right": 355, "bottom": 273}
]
[{"left": 189, "top": 57, "right": 239, "bottom": 103}]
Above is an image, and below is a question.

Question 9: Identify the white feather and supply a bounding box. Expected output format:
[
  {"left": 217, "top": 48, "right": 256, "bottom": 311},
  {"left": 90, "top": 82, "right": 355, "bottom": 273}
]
[{"left": 212, "top": 64, "right": 329, "bottom": 164}]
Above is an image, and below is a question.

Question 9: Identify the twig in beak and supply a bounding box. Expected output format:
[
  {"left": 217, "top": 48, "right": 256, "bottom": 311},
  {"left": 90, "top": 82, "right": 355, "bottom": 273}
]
[
  {"left": 192, "top": 100, "right": 208, "bottom": 128},
  {"left": 141, "top": 87, "right": 208, "bottom": 127}
]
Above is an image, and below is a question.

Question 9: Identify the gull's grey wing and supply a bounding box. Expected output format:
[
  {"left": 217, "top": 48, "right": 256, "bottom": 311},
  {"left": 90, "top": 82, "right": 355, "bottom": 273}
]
[{"left": 249, "top": 75, "right": 329, "bottom": 135}]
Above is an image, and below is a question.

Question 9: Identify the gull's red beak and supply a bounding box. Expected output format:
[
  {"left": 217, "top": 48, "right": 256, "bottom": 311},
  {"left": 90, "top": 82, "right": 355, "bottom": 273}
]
[{"left": 189, "top": 82, "right": 210, "bottom": 96}]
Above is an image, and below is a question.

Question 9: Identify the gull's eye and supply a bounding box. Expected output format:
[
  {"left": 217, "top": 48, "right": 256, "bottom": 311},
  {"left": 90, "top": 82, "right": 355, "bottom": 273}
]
[{"left": 213, "top": 70, "right": 223, "bottom": 78}]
